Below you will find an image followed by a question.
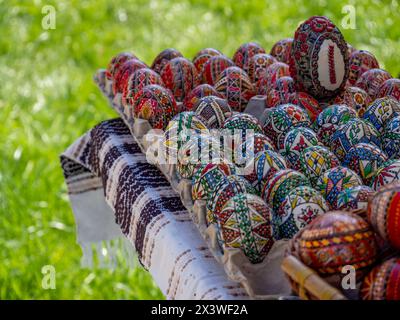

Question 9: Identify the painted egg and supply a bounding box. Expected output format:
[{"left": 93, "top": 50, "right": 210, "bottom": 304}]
[
  {"left": 263, "top": 104, "right": 311, "bottom": 149},
  {"left": 201, "top": 55, "right": 235, "bottom": 86},
  {"left": 106, "top": 52, "right": 137, "bottom": 80},
  {"left": 191, "top": 162, "right": 234, "bottom": 201},
  {"left": 214, "top": 67, "right": 255, "bottom": 112},
  {"left": 247, "top": 53, "right": 276, "bottom": 84},
  {"left": 265, "top": 76, "right": 296, "bottom": 107},
  {"left": 183, "top": 84, "right": 222, "bottom": 111},
  {"left": 151, "top": 48, "right": 183, "bottom": 74},
  {"left": 314, "top": 104, "right": 357, "bottom": 145},
  {"left": 270, "top": 38, "right": 293, "bottom": 64},
  {"left": 315, "top": 166, "right": 363, "bottom": 209},
  {"left": 194, "top": 95, "right": 231, "bottom": 129},
  {"left": 160, "top": 57, "right": 199, "bottom": 102},
  {"left": 192, "top": 48, "right": 222, "bottom": 73},
  {"left": 256, "top": 62, "right": 290, "bottom": 94},
  {"left": 356, "top": 68, "right": 392, "bottom": 98},
  {"left": 131, "top": 84, "right": 178, "bottom": 130},
  {"left": 348, "top": 50, "right": 379, "bottom": 85},
  {"left": 283, "top": 127, "right": 320, "bottom": 170},
  {"left": 337, "top": 185, "right": 375, "bottom": 213},
  {"left": 232, "top": 42, "right": 265, "bottom": 72},
  {"left": 113, "top": 59, "right": 147, "bottom": 95},
  {"left": 275, "top": 186, "right": 329, "bottom": 239},
  {"left": 361, "top": 257, "right": 400, "bottom": 300},
  {"left": 342, "top": 143, "right": 388, "bottom": 184},
  {"left": 288, "top": 92, "right": 322, "bottom": 122},
  {"left": 218, "top": 193, "right": 275, "bottom": 263},
  {"left": 330, "top": 118, "right": 381, "bottom": 161},
  {"left": 333, "top": 86, "right": 372, "bottom": 117},
  {"left": 249, "top": 149, "right": 287, "bottom": 193},
  {"left": 164, "top": 112, "right": 208, "bottom": 160},
  {"left": 377, "top": 78, "right": 400, "bottom": 102},
  {"left": 177, "top": 134, "right": 220, "bottom": 180},
  {"left": 371, "top": 159, "right": 400, "bottom": 190},
  {"left": 382, "top": 116, "right": 400, "bottom": 159},
  {"left": 207, "top": 175, "right": 257, "bottom": 225},
  {"left": 290, "top": 16, "right": 349, "bottom": 100},
  {"left": 262, "top": 169, "right": 310, "bottom": 212},
  {"left": 362, "top": 97, "right": 400, "bottom": 133},
  {"left": 222, "top": 113, "right": 264, "bottom": 134},
  {"left": 123, "top": 68, "right": 164, "bottom": 106},
  {"left": 296, "top": 211, "right": 378, "bottom": 283},
  {"left": 368, "top": 182, "right": 400, "bottom": 250},
  {"left": 299, "top": 145, "right": 340, "bottom": 186}
]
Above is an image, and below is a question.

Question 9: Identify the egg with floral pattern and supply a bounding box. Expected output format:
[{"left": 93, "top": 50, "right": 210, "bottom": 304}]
[
  {"left": 194, "top": 95, "right": 231, "bottom": 129},
  {"left": 192, "top": 48, "right": 222, "bottom": 73},
  {"left": 356, "top": 68, "right": 392, "bottom": 98},
  {"left": 201, "top": 55, "right": 235, "bottom": 86},
  {"left": 337, "top": 185, "right": 375, "bottom": 213},
  {"left": 183, "top": 84, "right": 222, "bottom": 111},
  {"left": 247, "top": 53, "right": 276, "bottom": 84},
  {"left": 113, "top": 59, "right": 147, "bottom": 95},
  {"left": 151, "top": 48, "right": 183, "bottom": 74},
  {"left": 370, "top": 159, "right": 400, "bottom": 191},
  {"left": 270, "top": 38, "right": 293, "bottom": 64},
  {"left": 232, "top": 42, "right": 265, "bottom": 72},
  {"left": 348, "top": 50, "right": 379, "bottom": 85},
  {"left": 377, "top": 78, "right": 400, "bottom": 102},
  {"left": 382, "top": 116, "right": 400, "bottom": 159},
  {"left": 362, "top": 97, "right": 400, "bottom": 133},
  {"left": 106, "top": 52, "right": 137, "bottom": 80}
]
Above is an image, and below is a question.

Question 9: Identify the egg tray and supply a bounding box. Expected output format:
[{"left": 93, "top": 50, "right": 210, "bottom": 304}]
[{"left": 94, "top": 69, "right": 296, "bottom": 299}]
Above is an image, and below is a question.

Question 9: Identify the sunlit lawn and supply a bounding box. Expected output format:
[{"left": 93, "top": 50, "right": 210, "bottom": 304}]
[{"left": 0, "top": 0, "right": 399, "bottom": 299}]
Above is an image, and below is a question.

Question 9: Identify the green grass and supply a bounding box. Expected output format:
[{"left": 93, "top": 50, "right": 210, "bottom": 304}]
[{"left": 0, "top": 0, "right": 399, "bottom": 299}]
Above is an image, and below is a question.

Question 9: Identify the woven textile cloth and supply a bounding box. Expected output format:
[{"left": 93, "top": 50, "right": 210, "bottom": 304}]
[{"left": 60, "top": 118, "right": 248, "bottom": 300}]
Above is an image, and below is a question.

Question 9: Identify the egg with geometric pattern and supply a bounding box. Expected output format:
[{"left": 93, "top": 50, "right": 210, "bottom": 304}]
[
  {"left": 113, "top": 59, "right": 147, "bottom": 95},
  {"left": 315, "top": 166, "right": 363, "bottom": 209},
  {"left": 151, "top": 48, "right": 183, "bottom": 74},
  {"left": 275, "top": 186, "right": 329, "bottom": 239},
  {"left": 232, "top": 42, "right": 266, "bottom": 73},
  {"left": 362, "top": 97, "right": 400, "bottom": 133},
  {"left": 247, "top": 53, "right": 276, "bottom": 84},
  {"left": 355, "top": 68, "right": 392, "bottom": 98},
  {"left": 201, "top": 55, "right": 235, "bottom": 86},
  {"left": 299, "top": 145, "right": 340, "bottom": 187},
  {"left": 192, "top": 48, "right": 222, "bottom": 73},
  {"left": 270, "top": 38, "right": 293, "bottom": 64},
  {"left": 256, "top": 62, "right": 290, "bottom": 95},
  {"left": 347, "top": 50, "right": 379, "bottom": 85},
  {"left": 336, "top": 185, "right": 375, "bottom": 214},
  {"left": 218, "top": 193, "right": 275, "bottom": 263},
  {"left": 382, "top": 116, "right": 400, "bottom": 159},
  {"left": 183, "top": 84, "right": 222, "bottom": 111},
  {"left": 377, "top": 78, "right": 400, "bottom": 102},
  {"left": 194, "top": 95, "right": 232, "bottom": 129},
  {"left": 106, "top": 52, "right": 137, "bottom": 80},
  {"left": 333, "top": 86, "right": 372, "bottom": 117},
  {"left": 370, "top": 159, "right": 400, "bottom": 191}
]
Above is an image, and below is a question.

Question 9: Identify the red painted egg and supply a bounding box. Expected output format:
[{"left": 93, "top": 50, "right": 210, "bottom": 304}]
[
  {"left": 356, "top": 68, "right": 392, "bottom": 98},
  {"left": 151, "top": 48, "right": 183, "bottom": 74},
  {"left": 201, "top": 55, "right": 235, "bottom": 86},
  {"left": 348, "top": 50, "right": 379, "bottom": 85},
  {"left": 232, "top": 42, "right": 266, "bottom": 72},
  {"left": 270, "top": 38, "right": 293, "bottom": 64},
  {"left": 113, "top": 59, "right": 147, "bottom": 95},
  {"left": 183, "top": 84, "right": 222, "bottom": 111}
]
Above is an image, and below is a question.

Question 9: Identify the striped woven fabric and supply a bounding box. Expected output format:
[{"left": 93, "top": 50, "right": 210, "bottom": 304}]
[{"left": 60, "top": 118, "right": 248, "bottom": 300}]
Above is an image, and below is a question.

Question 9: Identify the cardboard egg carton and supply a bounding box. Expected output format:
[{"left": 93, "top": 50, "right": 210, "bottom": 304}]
[{"left": 94, "top": 69, "right": 293, "bottom": 299}]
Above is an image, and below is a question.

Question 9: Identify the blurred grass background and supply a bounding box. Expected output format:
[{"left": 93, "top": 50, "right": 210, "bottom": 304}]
[{"left": 0, "top": 0, "right": 399, "bottom": 299}]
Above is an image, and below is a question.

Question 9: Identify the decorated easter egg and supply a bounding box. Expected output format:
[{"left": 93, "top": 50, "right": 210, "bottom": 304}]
[
  {"left": 256, "top": 62, "right": 290, "bottom": 94},
  {"left": 192, "top": 48, "right": 222, "bottom": 73},
  {"left": 333, "top": 86, "right": 371, "bottom": 117},
  {"left": 330, "top": 118, "right": 381, "bottom": 161},
  {"left": 191, "top": 162, "right": 234, "bottom": 201},
  {"left": 123, "top": 68, "right": 164, "bottom": 106},
  {"left": 218, "top": 193, "right": 275, "bottom": 263},
  {"left": 348, "top": 50, "right": 379, "bottom": 85},
  {"left": 382, "top": 116, "right": 400, "bottom": 159},
  {"left": 299, "top": 145, "right": 340, "bottom": 186},
  {"left": 131, "top": 84, "right": 178, "bottom": 130},
  {"left": 296, "top": 211, "right": 378, "bottom": 282},
  {"left": 264, "top": 76, "right": 296, "bottom": 107},
  {"left": 250, "top": 149, "right": 287, "bottom": 192},
  {"left": 262, "top": 169, "right": 311, "bottom": 212},
  {"left": 371, "top": 159, "right": 400, "bottom": 190},
  {"left": 276, "top": 186, "right": 329, "bottom": 239},
  {"left": 106, "top": 52, "right": 137, "bottom": 80},
  {"left": 183, "top": 84, "right": 222, "bottom": 111},
  {"left": 315, "top": 166, "right": 363, "bottom": 209},
  {"left": 151, "top": 48, "right": 183, "bottom": 74},
  {"left": 207, "top": 175, "right": 257, "bottom": 225},
  {"left": 290, "top": 16, "right": 349, "bottom": 100},
  {"left": 377, "top": 78, "right": 400, "bottom": 102},
  {"left": 283, "top": 127, "right": 320, "bottom": 170},
  {"left": 194, "top": 95, "right": 231, "bottom": 128},
  {"left": 342, "top": 143, "right": 388, "bottom": 184},
  {"left": 214, "top": 67, "right": 255, "bottom": 112},
  {"left": 247, "top": 53, "right": 276, "bottom": 84},
  {"left": 222, "top": 113, "right": 264, "bottom": 135},
  {"left": 337, "top": 185, "right": 374, "bottom": 213},
  {"left": 314, "top": 104, "right": 357, "bottom": 145},
  {"left": 361, "top": 257, "right": 400, "bottom": 300},
  {"left": 201, "top": 55, "right": 235, "bottom": 85},
  {"left": 368, "top": 182, "right": 400, "bottom": 249},
  {"left": 160, "top": 57, "right": 199, "bottom": 102},
  {"left": 232, "top": 42, "right": 265, "bottom": 72},
  {"left": 270, "top": 38, "right": 293, "bottom": 64},
  {"left": 263, "top": 104, "right": 311, "bottom": 149},
  {"left": 288, "top": 92, "right": 322, "bottom": 122},
  {"left": 356, "top": 68, "right": 392, "bottom": 98},
  {"left": 362, "top": 97, "right": 400, "bottom": 133},
  {"left": 177, "top": 134, "right": 220, "bottom": 180},
  {"left": 164, "top": 111, "right": 208, "bottom": 160},
  {"left": 113, "top": 59, "right": 147, "bottom": 95}
]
